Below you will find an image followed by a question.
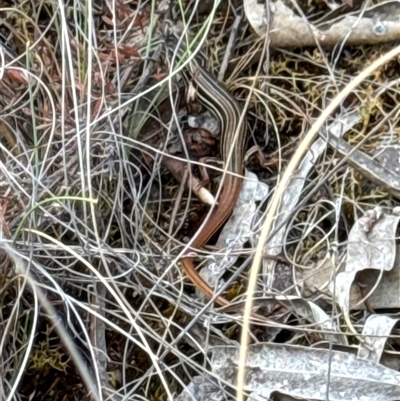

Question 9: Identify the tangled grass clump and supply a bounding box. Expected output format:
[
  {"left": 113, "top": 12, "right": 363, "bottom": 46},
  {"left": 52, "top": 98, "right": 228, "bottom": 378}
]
[{"left": 1, "top": 1, "right": 400, "bottom": 400}]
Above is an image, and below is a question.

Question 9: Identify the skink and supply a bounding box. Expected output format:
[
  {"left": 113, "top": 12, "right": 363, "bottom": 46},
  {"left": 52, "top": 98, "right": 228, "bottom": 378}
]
[{"left": 175, "top": 42, "right": 247, "bottom": 308}]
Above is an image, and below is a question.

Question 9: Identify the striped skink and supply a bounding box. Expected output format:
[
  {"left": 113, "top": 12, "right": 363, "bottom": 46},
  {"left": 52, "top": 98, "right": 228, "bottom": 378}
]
[{"left": 171, "top": 39, "right": 247, "bottom": 307}]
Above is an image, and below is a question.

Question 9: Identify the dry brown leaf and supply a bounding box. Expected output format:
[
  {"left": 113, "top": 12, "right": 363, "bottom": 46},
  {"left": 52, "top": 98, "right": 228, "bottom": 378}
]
[{"left": 6, "top": 69, "right": 26, "bottom": 84}]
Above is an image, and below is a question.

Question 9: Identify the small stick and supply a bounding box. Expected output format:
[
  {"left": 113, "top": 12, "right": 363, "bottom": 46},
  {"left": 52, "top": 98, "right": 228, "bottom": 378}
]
[{"left": 218, "top": 10, "right": 243, "bottom": 81}]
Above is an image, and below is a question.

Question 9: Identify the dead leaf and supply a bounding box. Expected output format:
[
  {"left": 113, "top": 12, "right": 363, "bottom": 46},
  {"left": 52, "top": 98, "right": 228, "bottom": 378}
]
[
  {"left": 212, "top": 343, "right": 400, "bottom": 401},
  {"left": 101, "top": 15, "right": 114, "bottom": 25},
  {"left": 118, "top": 44, "right": 140, "bottom": 58},
  {"left": 6, "top": 69, "right": 26, "bottom": 84}
]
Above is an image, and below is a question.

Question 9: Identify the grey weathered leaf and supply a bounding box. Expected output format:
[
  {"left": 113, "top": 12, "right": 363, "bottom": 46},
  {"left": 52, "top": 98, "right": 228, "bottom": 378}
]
[
  {"left": 350, "top": 245, "right": 400, "bottom": 310},
  {"left": 302, "top": 245, "right": 400, "bottom": 311},
  {"left": 333, "top": 212, "right": 400, "bottom": 325},
  {"left": 358, "top": 315, "right": 399, "bottom": 363},
  {"left": 212, "top": 343, "right": 400, "bottom": 400},
  {"left": 263, "top": 295, "right": 347, "bottom": 345},
  {"left": 346, "top": 212, "right": 399, "bottom": 273}
]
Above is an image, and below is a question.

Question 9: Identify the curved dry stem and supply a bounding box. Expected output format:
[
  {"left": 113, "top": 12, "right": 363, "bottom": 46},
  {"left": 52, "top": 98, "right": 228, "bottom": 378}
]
[{"left": 237, "top": 43, "right": 400, "bottom": 401}]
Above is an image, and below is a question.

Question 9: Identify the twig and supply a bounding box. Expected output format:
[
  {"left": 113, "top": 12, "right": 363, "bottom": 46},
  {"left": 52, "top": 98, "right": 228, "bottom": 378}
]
[
  {"left": 218, "top": 10, "right": 243, "bottom": 81},
  {"left": 161, "top": 156, "right": 216, "bottom": 205}
]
